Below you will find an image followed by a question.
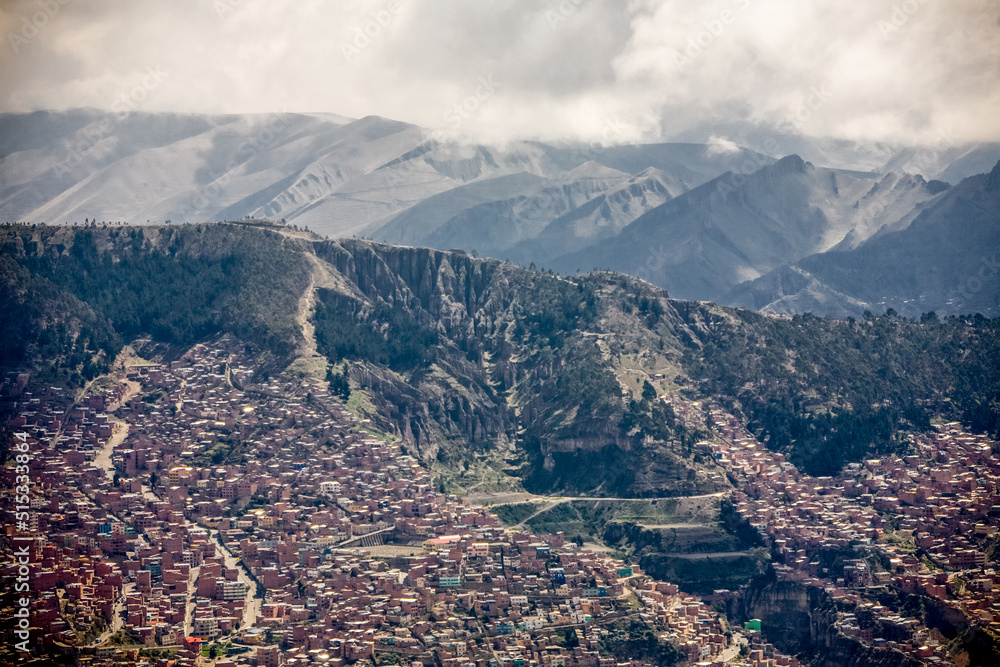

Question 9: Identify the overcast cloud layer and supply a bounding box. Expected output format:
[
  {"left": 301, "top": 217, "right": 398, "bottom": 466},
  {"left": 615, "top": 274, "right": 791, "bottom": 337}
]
[{"left": 1, "top": 0, "right": 998, "bottom": 146}]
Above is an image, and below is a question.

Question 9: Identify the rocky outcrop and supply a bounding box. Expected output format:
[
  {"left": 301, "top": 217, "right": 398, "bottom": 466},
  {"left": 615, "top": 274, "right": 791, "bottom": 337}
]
[
  {"left": 315, "top": 239, "right": 499, "bottom": 332},
  {"left": 924, "top": 596, "right": 1000, "bottom": 666},
  {"left": 743, "top": 579, "right": 922, "bottom": 667},
  {"left": 350, "top": 358, "right": 514, "bottom": 461},
  {"left": 309, "top": 238, "right": 717, "bottom": 496}
]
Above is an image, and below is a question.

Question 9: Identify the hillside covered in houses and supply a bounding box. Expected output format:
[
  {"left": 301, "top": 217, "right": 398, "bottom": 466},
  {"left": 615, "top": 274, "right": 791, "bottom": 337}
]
[{"left": 2, "top": 221, "right": 1000, "bottom": 667}]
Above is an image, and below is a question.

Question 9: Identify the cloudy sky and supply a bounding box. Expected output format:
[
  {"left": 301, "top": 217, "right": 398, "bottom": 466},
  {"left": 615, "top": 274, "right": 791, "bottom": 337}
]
[{"left": 1, "top": 0, "right": 998, "bottom": 145}]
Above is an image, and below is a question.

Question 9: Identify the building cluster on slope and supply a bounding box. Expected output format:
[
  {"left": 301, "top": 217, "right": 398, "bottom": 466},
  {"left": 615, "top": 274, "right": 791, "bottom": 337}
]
[
  {"left": 680, "top": 395, "right": 1000, "bottom": 666},
  {"left": 4, "top": 336, "right": 777, "bottom": 667}
]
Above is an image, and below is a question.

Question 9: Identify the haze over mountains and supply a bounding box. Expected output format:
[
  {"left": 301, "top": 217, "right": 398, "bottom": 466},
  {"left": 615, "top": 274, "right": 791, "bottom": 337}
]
[{"left": 2, "top": 109, "right": 998, "bottom": 317}]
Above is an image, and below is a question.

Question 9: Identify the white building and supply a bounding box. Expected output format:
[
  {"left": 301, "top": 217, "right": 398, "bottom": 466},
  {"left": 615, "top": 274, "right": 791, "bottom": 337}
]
[{"left": 320, "top": 480, "right": 342, "bottom": 495}]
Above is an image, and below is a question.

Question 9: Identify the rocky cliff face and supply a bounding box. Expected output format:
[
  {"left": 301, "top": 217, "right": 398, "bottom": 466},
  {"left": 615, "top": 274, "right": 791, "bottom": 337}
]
[
  {"left": 317, "top": 240, "right": 499, "bottom": 328},
  {"left": 743, "top": 580, "right": 922, "bottom": 667},
  {"left": 313, "top": 239, "right": 515, "bottom": 460},
  {"left": 309, "top": 238, "right": 725, "bottom": 496},
  {"left": 924, "top": 596, "right": 1000, "bottom": 666}
]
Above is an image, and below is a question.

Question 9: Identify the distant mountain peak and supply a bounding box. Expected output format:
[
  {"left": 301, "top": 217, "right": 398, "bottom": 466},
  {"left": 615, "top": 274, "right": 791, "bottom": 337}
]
[
  {"left": 725, "top": 158, "right": 1000, "bottom": 317},
  {"left": 925, "top": 179, "right": 950, "bottom": 194},
  {"left": 987, "top": 159, "right": 1000, "bottom": 191},
  {"left": 563, "top": 160, "right": 630, "bottom": 181},
  {"left": 635, "top": 166, "right": 665, "bottom": 179},
  {"left": 773, "top": 154, "right": 809, "bottom": 173}
]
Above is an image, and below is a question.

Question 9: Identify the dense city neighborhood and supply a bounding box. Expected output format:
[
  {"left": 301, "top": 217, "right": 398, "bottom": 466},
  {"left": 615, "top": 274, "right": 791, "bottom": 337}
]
[
  {"left": 679, "top": 398, "right": 1000, "bottom": 665},
  {"left": 3, "top": 334, "right": 999, "bottom": 667}
]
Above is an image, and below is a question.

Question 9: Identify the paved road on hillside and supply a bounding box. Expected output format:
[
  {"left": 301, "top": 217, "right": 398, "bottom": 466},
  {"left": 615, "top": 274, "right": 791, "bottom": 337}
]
[
  {"left": 658, "top": 550, "right": 753, "bottom": 559},
  {"left": 466, "top": 491, "right": 725, "bottom": 505},
  {"left": 476, "top": 492, "right": 726, "bottom": 528}
]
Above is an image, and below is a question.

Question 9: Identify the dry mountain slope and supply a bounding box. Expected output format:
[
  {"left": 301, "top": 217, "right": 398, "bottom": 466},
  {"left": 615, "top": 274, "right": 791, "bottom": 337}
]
[
  {"left": 504, "top": 166, "right": 680, "bottom": 265},
  {"left": 2, "top": 110, "right": 769, "bottom": 248},
  {"left": 549, "top": 155, "right": 947, "bottom": 301},
  {"left": 368, "top": 143, "right": 776, "bottom": 266},
  {"left": 724, "top": 159, "right": 1000, "bottom": 317},
  {"left": 215, "top": 226, "right": 739, "bottom": 496},
  {"left": 303, "top": 238, "right": 731, "bottom": 496}
]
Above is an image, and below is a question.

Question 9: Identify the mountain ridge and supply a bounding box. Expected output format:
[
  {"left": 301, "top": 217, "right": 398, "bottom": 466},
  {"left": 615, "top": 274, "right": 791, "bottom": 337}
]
[
  {"left": 0, "top": 109, "right": 770, "bottom": 239},
  {"left": 546, "top": 154, "right": 948, "bottom": 302},
  {"left": 724, "top": 159, "right": 1000, "bottom": 317},
  {"left": 3, "top": 109, "right": 997, "bottom": 320},
  {"left": 3, "top": 222, "right": 999, "bottom": 487}
]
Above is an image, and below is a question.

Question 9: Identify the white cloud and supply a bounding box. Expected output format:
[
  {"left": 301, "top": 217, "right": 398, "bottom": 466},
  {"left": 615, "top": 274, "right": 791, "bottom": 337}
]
[
  {"left": 0, "top": 0, "right": 997, "bottom": 145},
  {"left": 706, "top": 135, "right": 741, "bottom": 155}
]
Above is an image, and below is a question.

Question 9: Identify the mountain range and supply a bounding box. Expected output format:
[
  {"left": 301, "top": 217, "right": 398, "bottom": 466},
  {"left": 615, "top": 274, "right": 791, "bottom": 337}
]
[
  {"left": 3, "top": 223, "right": 999, "bottom": 489},
  {"left": 2, "top": 109, "right": 998, "bottom": 317},
  {"left": 724, "top": 159, "right": 1000, "bottom": 318}
]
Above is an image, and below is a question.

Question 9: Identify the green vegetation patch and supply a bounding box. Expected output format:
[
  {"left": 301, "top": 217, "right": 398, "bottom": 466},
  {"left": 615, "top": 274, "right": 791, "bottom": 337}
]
[
  {"left": 687, "top": 310, "right": 1000, "bottom": 475},
  {"left": 525, "top": 501, "right": 582, "bottom": 534},
  {"left": 492, "top": 503, "right": 536, "bottom": 525},
  {"left": 1, "top": 224, "right": 312, "bottom": 377},
  {"left": 314, "top": 289, "right": 439, "bottom": 371},
  {"left": 509, "top": 272, "right": 601, "bottom": 349}
]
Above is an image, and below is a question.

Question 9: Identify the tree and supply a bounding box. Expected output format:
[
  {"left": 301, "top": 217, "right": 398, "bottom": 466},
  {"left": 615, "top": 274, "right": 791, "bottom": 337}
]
[
  {"left": 326, "top": 363, "right": 351, "bottom": 402},
  {"left": 641, "top": 380, "right": 657, "bottom": 402}
]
